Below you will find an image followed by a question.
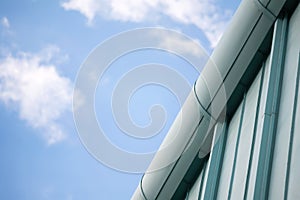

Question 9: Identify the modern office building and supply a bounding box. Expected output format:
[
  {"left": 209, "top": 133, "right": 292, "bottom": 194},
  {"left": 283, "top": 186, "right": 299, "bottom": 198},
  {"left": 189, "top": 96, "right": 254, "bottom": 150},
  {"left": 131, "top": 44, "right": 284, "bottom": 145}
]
[{"left": 132, "top": 0, "right": 300, "bottom": 199}]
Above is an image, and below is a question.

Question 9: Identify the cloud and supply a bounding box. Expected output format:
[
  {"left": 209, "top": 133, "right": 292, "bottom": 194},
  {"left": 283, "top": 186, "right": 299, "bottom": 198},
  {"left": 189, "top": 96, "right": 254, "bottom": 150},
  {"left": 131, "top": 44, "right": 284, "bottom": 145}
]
[
  {"left": 149, "top": 29, "right": 207, "bottom": 58},
  {"left": 61, "top": 0, "right": 232, "bottom": 47},
  {"left": 1, "top": 17, "right": 10, "bottom": 28},
  {"left": 0, "top": 46, "right": 73, "bottom": 145},
  {"left": 61, "top": 0, "right": 101, "bottom": 25}
]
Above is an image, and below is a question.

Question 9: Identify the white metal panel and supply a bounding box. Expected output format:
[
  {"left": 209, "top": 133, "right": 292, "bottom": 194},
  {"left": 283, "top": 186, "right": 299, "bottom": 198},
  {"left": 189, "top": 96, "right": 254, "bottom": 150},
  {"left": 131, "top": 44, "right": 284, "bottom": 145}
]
[
  {"left": 131, "top": 185, "right": 146, "bottom": 200},
  {"left": 157, "top": 117, "right": 212, "bottom": 199},
  {"left": 283, "top": 4, "right": 300, "bottom": 199},
  {"left": 230, "top": 69, "right": 262, "bottom": 199},
  {"left": 195, "top": 0, "right": 278, "bottom": 121},
  {"left": 216, "top": 104, "right": 242, "bottom": 200},
  {"left": 202, "top": 123, "right": 227, "bottom": 199},
  {"left": 132, "top": 0, "right": 289, "bottom": 198},
  {"left": 140, "top": 91, "right": 202, "bottom": 199},
  {"left": 187, "top": 169, "right": 203, "bottom": 200},
  {"left": 267, "top": 0, "right": 287, "bottom": 16},
  {"left": 269, "top": 4, "right": 300, "bottom": 199},
  {"left": 199, "top": 159, "right": 210, "bottom": 200},
  {"left": 246, "top": 55, "right": 271, "bottom": 200},
  {"left": 259, "top": 0, "right": 270, "bottom": 6},
  {"left": 290, "top": 74, "right": 300, "bottom": 200}
]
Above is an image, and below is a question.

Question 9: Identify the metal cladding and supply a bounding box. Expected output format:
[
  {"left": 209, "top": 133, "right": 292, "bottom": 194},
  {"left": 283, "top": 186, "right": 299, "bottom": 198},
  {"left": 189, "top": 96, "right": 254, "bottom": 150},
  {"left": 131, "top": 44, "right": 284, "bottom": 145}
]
[{"left": 131, "top": 0, "right": 291, "bottom": 199}]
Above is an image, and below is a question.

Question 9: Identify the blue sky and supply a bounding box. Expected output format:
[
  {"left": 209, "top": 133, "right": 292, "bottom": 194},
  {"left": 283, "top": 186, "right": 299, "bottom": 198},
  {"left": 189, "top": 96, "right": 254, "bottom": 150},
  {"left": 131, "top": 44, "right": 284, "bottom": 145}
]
[{"left": 0, "top": 0, "right": 240, "bottom": 199}]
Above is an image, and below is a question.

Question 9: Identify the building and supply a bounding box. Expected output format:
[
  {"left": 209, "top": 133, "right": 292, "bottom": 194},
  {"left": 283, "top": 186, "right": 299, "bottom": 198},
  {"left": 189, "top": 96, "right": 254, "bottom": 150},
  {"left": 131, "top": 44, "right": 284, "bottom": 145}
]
[{"left": 132, "top": 0, "right": 299, "bottom": 199}]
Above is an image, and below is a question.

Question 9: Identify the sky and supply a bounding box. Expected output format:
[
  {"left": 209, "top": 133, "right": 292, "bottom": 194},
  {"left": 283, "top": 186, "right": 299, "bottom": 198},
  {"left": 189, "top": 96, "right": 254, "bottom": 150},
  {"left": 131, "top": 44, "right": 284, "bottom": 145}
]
[{"left": 0, "top": 0, "right": 240, "bottom": 199}]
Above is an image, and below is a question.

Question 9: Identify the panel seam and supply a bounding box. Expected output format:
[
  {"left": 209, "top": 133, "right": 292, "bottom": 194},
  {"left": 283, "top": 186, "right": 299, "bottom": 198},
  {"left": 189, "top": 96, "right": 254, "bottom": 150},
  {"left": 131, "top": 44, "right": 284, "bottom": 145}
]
[
  {"left": 227, "top": 93, "right": 247, "bottom": 200},
  {"left": 253, "top": 13, "right": 288, "bottom": 200},
  {"left": 243, "top": 61, "right": 266, "bottom": 200},
  {"left": 284, "top": 52, "right": 300, "bottom": 200}
]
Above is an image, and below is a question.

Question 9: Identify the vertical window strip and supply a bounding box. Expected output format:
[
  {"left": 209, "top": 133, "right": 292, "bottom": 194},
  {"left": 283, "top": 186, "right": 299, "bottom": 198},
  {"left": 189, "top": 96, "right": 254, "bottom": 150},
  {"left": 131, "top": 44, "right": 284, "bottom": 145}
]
[
  {"left": 243, "top": 63, "right": 266, "bottom": 199},
  {"left": 254, "top": 13, "right": 288, "bottom": 200},
  {"left": 198, "top": 161, "right": 208, "bottom": 200},
  {"left": 227, "top": 93, "right": 247, "bottom": 200},
  {"left": 203, "top": 122, "right": 228, "bottom": 200},
  {"left": 284, "top": 52, "right": 300, "bottom": 200}
]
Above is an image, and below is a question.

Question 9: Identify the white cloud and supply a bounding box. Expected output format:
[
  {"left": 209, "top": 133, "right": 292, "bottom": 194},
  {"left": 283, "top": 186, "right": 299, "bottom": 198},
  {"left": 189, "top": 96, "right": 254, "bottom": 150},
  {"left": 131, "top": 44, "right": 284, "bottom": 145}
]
[
  {"left": 61, "top": 0, "right": 101, "bottom": 25},
  {"left": 0, "top": 46, "right": 73, "bottom": 145},
  {"left": 61, "top": 0, "right": 232, "bottom": 48},
  {"left": 1, "top": 17, "right": 10, "bottom": 28}
]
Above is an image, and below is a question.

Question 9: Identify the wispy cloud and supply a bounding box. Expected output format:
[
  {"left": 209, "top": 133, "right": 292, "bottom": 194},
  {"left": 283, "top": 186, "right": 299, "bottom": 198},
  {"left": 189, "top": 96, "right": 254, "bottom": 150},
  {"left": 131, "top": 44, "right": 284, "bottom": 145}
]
[
  {"left": 61, "top": 0, "right": 100, "bottom": 26},
  {"left": 149, "top": 29, "right": 207, "bottom": 58},
  {"left": 0, "top": 16, "right": 14, "bottom": 39},
  {"left": 0, "top": 46, "right": 73, "bottom": 145},
  {"left": 1, "top": 17, "right": 10, "bottom": 28},
  {"left": 61, "top": 0, "right": 232, "bottom": 48}
]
